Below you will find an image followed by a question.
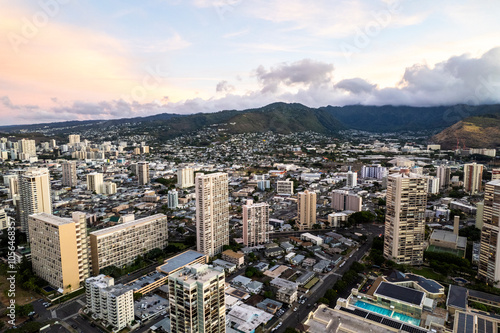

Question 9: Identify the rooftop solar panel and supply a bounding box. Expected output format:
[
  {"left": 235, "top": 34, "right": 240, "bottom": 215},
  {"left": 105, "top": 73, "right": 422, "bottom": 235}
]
[
  {"left": 457, "top": 312, "right": 466, "bottom": 333},
  {"left": 367, "top": 313, "right": 383, "bottom": 323},
  {"left": 401, "top": 324, "right": 428, "bottom": 333},
  {"left": 466, "top": 314, "right": 474, "bottom": 333},
  {"left": 381, "top": 317, "right": 402, "bottom": 329},
  {"left": 375, "top": 282, "right": 425, "bottom": 306},
  {"left": 448, "top": 285, "right": 468, "bottom": 310},
  {"left": 353, "top": 308, "right": 368, "bottom": 318},
  {"left": 485, "top": 320, "right": 493, "bottom": 333},
  {"left": 478, "top": 317, "right": 485, "bottom": 333}
]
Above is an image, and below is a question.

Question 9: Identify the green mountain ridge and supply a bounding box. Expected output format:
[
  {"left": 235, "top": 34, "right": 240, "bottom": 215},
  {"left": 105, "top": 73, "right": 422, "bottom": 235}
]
[
  {"left": 321, "top": 104, "right": 500, "bottom": 132},
  {"left": 2, "top": 103, "right": 500, "bottom": 141}
]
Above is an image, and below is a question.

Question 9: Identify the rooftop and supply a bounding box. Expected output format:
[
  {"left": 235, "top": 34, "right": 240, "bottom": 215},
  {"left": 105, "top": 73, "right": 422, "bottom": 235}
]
[
  {"left": 447, "top": 284, "right": 467, "bottom": 310},
  {"left": 385, "top": 271, "right": 444, "bottom": 295},
  {"left": 375, "top": 281, "right": 425, "bottom": 306},
  {"left": 223, "top": 249, "right": 244, "bottom": 259},
  {"left": 90, "top": 213, "right": 166, "bottom": 237},
  {"left": 30, "top": 213, "right": 72, "bottom": 226},
  {"left": 170, "top": 263, "right": 224, "bottom": 285},
  {"left": 227, "top": 304, "right": 273, "bottom": 333},
  {"left": 157, "top": 250, "right": 206, "bottom": 274},
  {"left": 305, "top": 305, "right": 429, "bottom": 333}
]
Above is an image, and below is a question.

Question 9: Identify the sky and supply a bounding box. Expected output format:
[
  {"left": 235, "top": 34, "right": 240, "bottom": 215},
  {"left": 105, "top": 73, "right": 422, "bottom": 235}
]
[{"left": 1, "top": 0, "right": 500, "bottom": 125}]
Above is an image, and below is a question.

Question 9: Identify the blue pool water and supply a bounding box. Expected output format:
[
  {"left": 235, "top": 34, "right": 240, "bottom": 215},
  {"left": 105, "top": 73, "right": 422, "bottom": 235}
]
[
  {"left": 355, "top": 300, "right": 421, "bottom": 326},
  {"left": 454, "top": 277, "right": 468, "bottom": 283}
]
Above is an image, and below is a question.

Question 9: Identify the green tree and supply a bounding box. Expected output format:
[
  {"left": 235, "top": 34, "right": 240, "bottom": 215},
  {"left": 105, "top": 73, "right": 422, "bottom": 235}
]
[
  {"left": 318, "top": 297, "right": 329, "bottom": 304},
  {"left": 350, "top": 262, "right": 365, "bottom": 273},
  {"left": 324, "top": 289, "right": 338, "bottom": 302},
  {"left": 263, "top": 291, "right": 274, "bottom": 299}
]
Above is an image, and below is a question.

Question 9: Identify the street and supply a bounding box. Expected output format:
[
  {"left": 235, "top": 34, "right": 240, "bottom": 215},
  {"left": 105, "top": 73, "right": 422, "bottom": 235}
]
[{"left": 274, "top": 233, "right": 375, "bottom": 333}]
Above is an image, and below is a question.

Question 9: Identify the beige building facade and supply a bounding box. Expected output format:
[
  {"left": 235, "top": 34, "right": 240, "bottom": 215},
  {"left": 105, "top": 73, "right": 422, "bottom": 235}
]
[
  {"left": 168, "top": 264, "right": 226, "bottom": 333},
  {"left": 19, "top": 168, "right": 52, "bottom": 236},
  {"left": 383, "top": 172, "right": 428, "bottom": 265},
  {"left": 242, "top": 199, "right": 270, "bottom": 247},
  {"left": 177, "top": 167, "right": 194, "bottom": 188},
  {"left": 87, "top": 172, "right": 103, "bottom": 194},
  {"left": 29, "top": 212, "right": 90, "bottom": 293},
  {"left": 478, "top": 180, "right": 500, "bottom": 286},
  {"left": 89, "top": 214, "right": 168, "bottom": 273},
  {"left": 297, "top": 190, "right": 316, "bottom": 230},
  {"left": 62, "top": 161, "right": 77, "bottom": 187},
  {"left": 195, "top": 172, "right": 229, "bottom": 257}
]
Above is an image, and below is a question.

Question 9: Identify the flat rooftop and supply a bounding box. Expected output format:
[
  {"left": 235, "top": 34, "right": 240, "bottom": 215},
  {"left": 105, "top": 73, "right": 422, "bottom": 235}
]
[
  {"left": 447, "top": 284, "right": 467, "bottom": 310},
  {"left": 90, "top": 213, "right": 166, "bottom": 237},
  {"left": 468, "top": 289, "right": 500, "bottom": 305},
  {"left": 304, "top": 305, "right": 428, "bottom": 333},
  {"left": 385, "top": 271, "right": 444, "bottom": 295},
  {"left": 170, "top": 263, "right": 224, "bottom": 285},
  {"left": 157, "top": 250, "right": 206, "bottom": 274},
  {"left": 375, "top": 282, "right": 425, "bottom": 306},
  {"left": 30, "top": 213, "right": 71, "bottom": 226}
]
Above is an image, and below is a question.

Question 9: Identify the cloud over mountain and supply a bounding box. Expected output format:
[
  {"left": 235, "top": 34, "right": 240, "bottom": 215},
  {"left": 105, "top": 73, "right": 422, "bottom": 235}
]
[{"left": 1, "top": 47, "right": 500, "bottom": 125}]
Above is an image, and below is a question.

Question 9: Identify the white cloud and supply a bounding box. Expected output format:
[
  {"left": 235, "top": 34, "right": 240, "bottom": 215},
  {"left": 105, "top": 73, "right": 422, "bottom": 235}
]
[{"left": 2, "top": 47, "right": 500, "bottom": 125}]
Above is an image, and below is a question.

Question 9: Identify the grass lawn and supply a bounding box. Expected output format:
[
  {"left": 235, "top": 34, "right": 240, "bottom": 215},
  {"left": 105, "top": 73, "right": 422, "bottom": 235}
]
[
  {"left": 0, "top": 274, "right": 40, "bottom": 307},
  {"left": 304, "top": 277, "right": 320, "bottom": 290},
  {"left": 427, "top": 245, "right": 465, "bottom": 258},
  {"left": 410, "top": 267, "right": 445, "bottom": 282},
  {"left": 170, "top": 242, "right": 187, "bottom": 250}
]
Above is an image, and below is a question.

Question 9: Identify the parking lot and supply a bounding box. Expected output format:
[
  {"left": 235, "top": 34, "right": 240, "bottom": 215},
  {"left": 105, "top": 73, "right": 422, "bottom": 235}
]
[{"left": 134, "top": 294, "right": 169, "bottom": 321}]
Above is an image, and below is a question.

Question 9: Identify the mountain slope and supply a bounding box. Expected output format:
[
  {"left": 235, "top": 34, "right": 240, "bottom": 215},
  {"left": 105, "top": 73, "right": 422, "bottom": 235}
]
[
  {"left": 2, "top": 103, "right": 500, "bottom": 139},
  {"left": 131, "top": 103, "right": 344, "bottom": 140},
  {"left": 321, "top": 104, "right": 500, "bottom": 132},
  {"left": 223, "top": 103, "right": 344, "bottom": 134},
  {"left": 431, "top": 113, "right": 500, "bottom": 149}
]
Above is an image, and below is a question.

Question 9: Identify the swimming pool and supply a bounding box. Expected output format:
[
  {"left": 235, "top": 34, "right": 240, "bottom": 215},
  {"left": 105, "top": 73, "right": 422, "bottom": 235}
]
[
  {"left": 454, "top": 277, "right": 468, "bottom": 284},
  {"left": 355, "top": 300, "right": 421, "bottom": 326}
]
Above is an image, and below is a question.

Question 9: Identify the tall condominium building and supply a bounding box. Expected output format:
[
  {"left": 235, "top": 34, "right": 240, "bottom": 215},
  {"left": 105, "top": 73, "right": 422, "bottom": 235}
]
[
  {"left": 87, "top": 173, "right": 104, "bottom": 194},
  {"left": 0, "top": 209, "right": 9, "bottom": 230},
  {"left": 346, "top": 171, "right": 357, "bottom": 187},
  {"left": 464, "top": 163, "right": 484, "bottom": 194},
  {"left": 28, "top": 212, "right": 90, "bottom": 293},
  {"left": 169, "top": 264, "right": 226, "bottom": 333},
  {"left": 19, "top": 168, "right": 52, "bottom": 236},
  {"left": 492, "top": 168, "right": 500, "bottom": 181},
  {"left": 68, "top": 134, "right": 80, "bottom": 144},
  {"left": 102, "top": 182, "right": 117, "bottom": 195},
  {"left": 177, "top": 167, "right": 194, "bottom": 188},
  {"left": 242, "top": 199, "right": 270, "bottom": 247},
  {"left": 478, "top": 180, "right": 500, "bottom": 287},
  {"left": 297, "top": 190, "right": 317, "bottom": 230},
  {"left": 18, "top": 139, "right": 36, "bottom": 157},
  {"left": 7, "top": 175, "right": 19, "bottom": 199},
  {"left": 361, "top": 164, "right": 388, "bottom": 179},
  {"left": 89, "top": 214, "right": 168, "bottom": 273},
  {"left": 383, "top": 172, "right": 428, "bottom": 265},
  {"left": 167, "top": 189, "right": 178, "bottom": 209},
  {"left": 331, "top": 190, "right": 362, "bottom": 212},
  {"left": 62, "top": 161, "right": 77, "bottom": 187},
  {"left": 427, "top": 176, "right": 440, "bottom": 194},
  {"left": 277, "top": 180, "right": 294, "bottom": 195},
  {"left": 195, "top": 172, "right": 229, "bottom": 257},
  {"left": 85, "top": 275, "right": 134, "bottom": 331},
  {"left": 437, "top": 165, "right": 451, "bottom": 189},
  {"left": 136, "top": 161, "right": 150, "bottom": 185}
]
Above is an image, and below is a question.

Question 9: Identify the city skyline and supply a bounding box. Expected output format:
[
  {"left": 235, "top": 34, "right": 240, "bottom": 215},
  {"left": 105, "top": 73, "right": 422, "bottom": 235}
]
[{"left": 1, "top": 1, "right": 500, "bottom": 125}]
